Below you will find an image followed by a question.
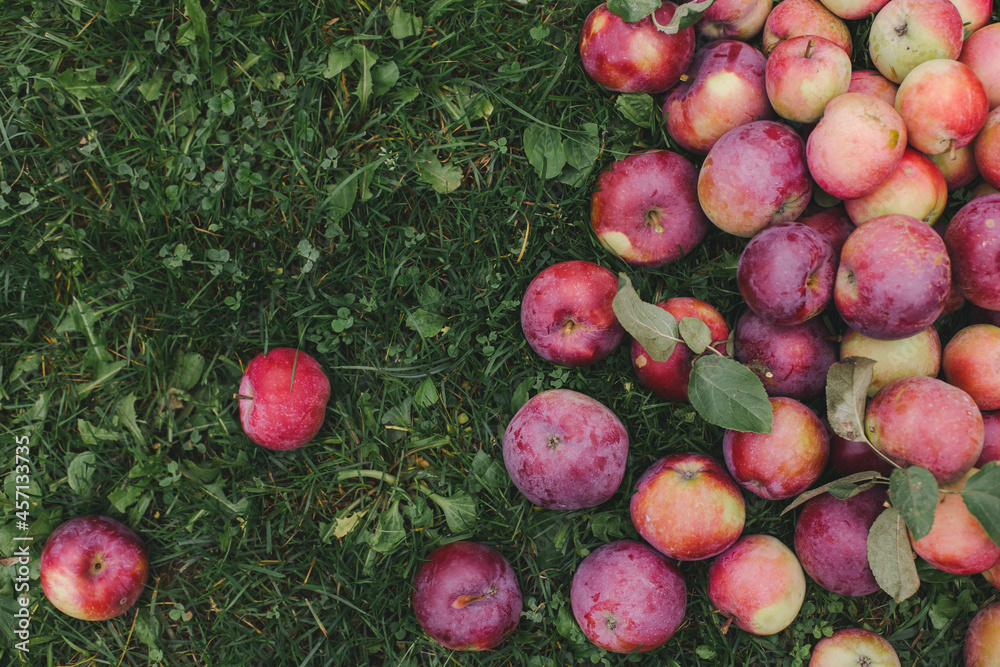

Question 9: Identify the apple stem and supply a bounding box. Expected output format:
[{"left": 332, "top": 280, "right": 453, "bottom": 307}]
[
  {"left": 560, "top": 320, "right": 576, "bottom": 336},
  {"left": 948, "top": 140, "right": 956, "bottom": 163},
  {"left": 720, "top": 616, "right": 733, "bottom": 635},
  {"left": 234, "top": 393, "right": 253, "bottom": 401},
  {"left": 645, "top": 210, "right": 664, "bottom": 234},
  {"left": 804, "top": 39, "right": 814, "bottom": 59}
]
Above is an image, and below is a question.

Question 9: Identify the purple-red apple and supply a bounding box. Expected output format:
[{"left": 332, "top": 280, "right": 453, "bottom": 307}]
[
  {"left": 943, "top": 324, "right": 1000, "bottom": 410},
  {"left": 828, "top": 430, "right": 897, "bottom": 476},
  {"left": 959, "top": 23, "right": 1000, "bottom": 109},
  {"left": 868, "top": 0, "right": 964, "bottom": 84},
  {"left": 865, "top": 376, "right": 984, "bottom": 483},
  {"left": 793, "top": 486, "right": 888, "bottom": 596},
  {"left": 708, "top": 534, "right": 806, "bottom": 635},
  {"left": 590, "top": 150, "right": 709, "bottom": 267},
  {"left": 630, "top": 452, "right": 746, "bottom": 561},
  {"left": 502, "top": 389, "right": 628, "bottom": 509},
  {"left": 520, "top": 260, "right": 625, "bottom": 367},
  {"left": 698, "top": 120, "right": 812, "bottom": 237},
  {"left": 840, "top": 325, "right": 942, "bottom": 396},
  {"left": 928, "top": 144, "right": 979, "bottom": 190},
  {"left": 965, "top": 601, "right": 1000, "bottom": 667},
  {"left": 663, "top": 40, "right": 773, "bottom": 155},
  {"left": 631, "top": 297, "right": 729, "bottom": 402},
  {"left": 977, "top": 410, "right": 1000, "bottom": 467},
  {"left": 844, "top": 148, "right": 948, "bottom": 225},
  {"left": 975, "top": 107, "right": 1000, "bottom": 189},
  {"left": 797, "top": 204, "right": 854, "bottom": 255},
  {"left": 736, "top": 222, "right": 836, "bottom": 326},
  {"left": 40, "top": 515, "right": 149, "bottom": 621},
  {"left": 848, "top": 69, "right": 899, "bottom": 106},
  {"left": 570, "top": 540, "right": 686, "bottom": 653},
  {"left": 765, "top": 35, "right": 852, "bottom": 123},
  {"left": 809, "top": 628, "right": 902, "bottom": 667},
  {"left": 895, "top": 59, "right": 989, "bottom": 155},
  {"left": 806, "top": 92, "right": 907, "bottom": 200},
  {"left": 762, "top": 0, "right": 852, "bottom": 56},
  {"left": 695, "top": 0, "right": 772, "bottom": 41},
  {"left": 944, "top": 193, "right": 1000, "bottom": 310},
  {"left": 412, "top": 541, "right": 522, "bottom": 650},
  {"left": 579, "top": 2, "right": 695, "bottom": 94},
  {"left": 239, "top": 347, "right": 331, "bottom": 451}
]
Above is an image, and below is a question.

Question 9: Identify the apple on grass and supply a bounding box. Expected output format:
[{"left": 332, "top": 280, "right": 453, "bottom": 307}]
[
  {"left": 809, "top": 628, "right": 901, "bottom": 667},
  {"left": 894, "top": 59, "right": 989, "bottom": 156},
  {"left": 765, "top": 35, "right": 852, "bottom": 124},
  {"left": 630, "top": 452, "right": 746, "bottom": 561},
  {"left": 239, "top": 347, "right": 331, "bottom": 451},
  {"left": 965, "top": 601, "right": 1000, "bottom": 667},
  {"left": 590, "top": 150, "right": 709, "bottom": 267},
  {"left": 502, "top": 389, "right": 628, "bottom": 510},
  {"left": 40, "top": 515, "right": 149, "bottom": 621},
  {"left": 694, "top": 0, "right": 772, "bottom": 41},
  {"left": 570, "top": 540, "right": 686, "bottom": 653},
  {"left": 943, "top": 324, "right": 1000, "bottom": 411},
  {"left": 868, "top": 0, "right": 964, "bottom": 84},
  {"left": 761, "top": 0, "right": 852, "bottom": 56},
  {"left": 944, "top": 194, "right": 1000, "bottom": 310},
  {"left": 519, "top": 260, "right": 625, "bottom": 367},
  {"left": 843, "top": 148, "right": 948, "bottom": 226},
  {"left": 708, "top": 534, "right": 806, "bottom": 636},
  {"left": 412, "top": 541, "right": 522, "bottom": 651},
  {"left": 840, "top": 325, "right": 941, "bottom": 397}
]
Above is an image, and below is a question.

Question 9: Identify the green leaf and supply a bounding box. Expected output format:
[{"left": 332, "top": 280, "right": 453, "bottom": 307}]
[
  {"left": 415, "top": 149, "right": 463, "bottom": 193},
  {"left": 138, "top": 70, "right": 166, "bottom": 102},
  {"left": 615, "top": 93, "right": 655, "bottom": 128},
  {"left": 612, "top": 273, "right": 679, "bottom": 362},
  {"left": 133, "top": 609, "right": 160, "bottom": 651},
  {"left": 652, "top": 0, "right": 716, "bottom": 34},
  {"left": 369, "top": 501, "right": 406, "bottom": 553},
  {"left": 104, "top": 0, "right": 137, "bottom": 22},
  {"left": 781, "top": 471, "right": 884, "bottom": 515},
  {"left": 555, "top": 604, "right": 587, "bottom": 643},
  {"left": 828, "top": 479, "right": 877, "bottom": 500},
  {"left": 116, "top": 393, "right": 146, "bottom": 446},
  {"left": 962, "top": 462, "right": 1000, "bottom": 546},
  {"left": 78, "top": 419, "right": 122, "bottom": 446},
  {"left": 826, "top": 357, "right": 876, "bottom": 442},
  {"left": 606, "top": 0, "right": 660, "bottom": 22},
  {"left": 688, "top": 356, "right": 773, "bottom": 433},
  {"left": 511, "top": 378, "right": 533, "bottom": 413},
  {"left": 326, "top": 173, "right": 358, "bottom": 221},
  {"left": 889, "top": 466, "right": 938, "bottom": 541},
  {"left": 564, "top": 123, "right": 601, "bottom": 171},
  {"left": 414, "top": 377, "right": 439, "bottom": 408},
  {"left": 867, "top": 506, "right": 920, "bottom": 602},
  {"left": 679, "top": 317, "right": 712, "bottom": 355},
  {"left": 523, "top": 123, "right": 566, "bottom": 180},
  {"left": 353, "top": 44, "right": 377, "bottom": 114},
  {"left": 406, "top": 308, "right": 447, "bottom": 337},
  {"left": 429, "top": 491, "right": 477, "bottom": 533},
  {"left": 55, "top": 68, "right": 107, "bottom": 101},
  {"left": 182, "top": 0, "right": 210, "bottom": 59},
  {"left": 67, "top": 452, "right": 97, "bottom": 493},
  {"left": 388, "top": 6, "right": 423, "bottom": 39},
  {"left": 172, "top": 352, "right": 205, "bottom": 391},
  {"left": 108, "top": 485, "right": 144, "bottom": 513},
  {"left": 323, "top": 48, "right": 355, "bottom": 79},
  {"left": 372, "top": 61, "right": 399, "bottom": 96}
]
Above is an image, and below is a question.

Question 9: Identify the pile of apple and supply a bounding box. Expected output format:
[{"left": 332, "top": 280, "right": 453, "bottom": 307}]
[{"left": 408, "top": 0, "right": 1000, "bottom": 662}]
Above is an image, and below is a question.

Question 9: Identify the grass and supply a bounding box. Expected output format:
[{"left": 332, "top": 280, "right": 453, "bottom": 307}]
[{"left": 0, "top": 0, "right": 996, "bottom": 665}]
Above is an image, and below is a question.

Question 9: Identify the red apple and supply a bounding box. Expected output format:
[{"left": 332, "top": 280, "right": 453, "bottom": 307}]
[
  {"left": 895, "top": 59, "right": 989, "bottom": 155},
  {"left": 502, "top": 389, "right": 628, "bottom": 509},
  {"left": 630, "top": 452, "right": 746, "bottom": 561},
  {"left": 809, "top": 628, "right": 901, "bottom": 667},
  {"left": 708, "top": 534, "right": 806, "bottom": 635},
  {"left": 631, "top": 297, "right": 729, "bottom": 402},
  {"left": 840, "top": 326, "right": 942, "bottom": 396},
  {"left": 944, "top": 193, "right": 1000, "bottom": 310},
  {"left": 695, "top": 0, "right": 772, "bottom": 41},
  {"left": 520, "top": 260, "right": 625, "bottom": 367},
  {"left": 570, "top": 540, "right": 686, "bottom": 653},
  {"left": 834, "top": 214, "right": 951, "bottom": 341},
  {"left": 698, "top": 120, "right": 812, "bottom": 237},
  {"left": 828, "top": 430, "right": 897, "bottom": 476},
  {"left": 723, "top": 396, "right": 829, "bottom": 500},
  {"left": 797, "top": 204, "right": 855, "bottom": 255},
  {"left": 943, "top": 324, "right": 1000, "bottom": 410},
  {"left": 590, "top": 150, "right": 709, "bottom": 267},
  {"left": 948, "top": 0, "right": 992, "bottom": 38},
  {"left": 928, "top": 144, "right": 979, "bottom": 190},
  {"left": 40, "top": 515, "right": 149, "bottom": 621},
  {"left": 844, "top": 148, "right": 948, "bottom": 225},
  {"left": 806, "top": 92, "right": 907, "bottom": 200},
  {"left": 864, "top": 376, "right": 984, "bottom": 483},
  {"left": 239, "top": 347, "right": 331, "bottom": 451},
  {"left": 974, "top": 107, "right": 1000, "bottom": 189},
  {"left": 977, "top": 410, "right": 1000, "bottom": 467},
  {"left": 762, "top": 0, "right": 852, "bottom": 56},
  {"left": 984, "top": 560, "right": 1000, "bottom": 591},
  {"left": 959, "top": 23, "right": 1000, "bottom": 110},
  {"left": 848, "top": 69, "right": 899, "bottom": 106},
  {"left": 965, "top": 601, "right": 1000, "bottom": 667},
  {"left": 412, "top": 541, "right": 522, "bottom": 651},
  {"left": 663, "top": 40, "right": 773, "bottom": 155},
  {"left": 765, "top": 35, "right": 852, "bottom": 123},
  {"left": 579, "top": 2, "right": 695, "bottom": 94},
  {"left": 793, "top": 486, "right": 888, "bottom": 596},
  {"left": 819, "top": 0, "right": 892, "bottom": 20},
  {"left": 736, "top": 221, "right": 836, "bottom": 326},
  {"left": 868, "top": 0, "right": 964, "bottom": 84}
]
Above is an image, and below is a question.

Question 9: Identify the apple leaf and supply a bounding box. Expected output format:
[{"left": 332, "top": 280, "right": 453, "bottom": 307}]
[
  {"left": 523, "top": 123, "right": 567, "bottom": 180},
  {"left": 612, "top": 273, "right": 679, "bottom": 362},
  {"left": 606, "top": 0, "right": 660, "bottom": 22},
  {"left": 781, "top": 471, "right": 884, "bottom": 516},
  {"left": 867, "top": 506, "right": 920, "bottom": 602},
  {"left": 369, "top": 500, "right": 406, "bottom": 553},
  {"left": 652, "top": 0, "right": 716, "bottom": 34},
  {"left": 429, "top": 491, "right": 477, "bottom": 533},
  {"left": 688, "top": 356, "right": 773, "bottom": 433},
  {"left": 828, "top": 479, "right": 877, "bottom": 500},
  {"left": 826, "top": 357, "right": 876, "bottom": 442},
  {"left": 961, "top": 462, "right": 1000, "bottom": 546},
  {"left": 888, "top": 466, "right": 939, "bottom": 542},
  {"left": 615, "top": 93, "right": 655, "bottom": 129},
  {"left": 679, "top": 317, "right": 712, "bottom": 355}
]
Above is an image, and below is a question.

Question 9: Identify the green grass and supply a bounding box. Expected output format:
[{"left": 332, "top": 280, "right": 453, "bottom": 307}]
[{"left": 1, "top": 0, "right": 997, "bottom": 665}]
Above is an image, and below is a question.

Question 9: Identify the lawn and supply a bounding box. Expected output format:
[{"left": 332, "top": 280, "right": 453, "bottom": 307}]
[{"left": 0, "top": 0, "right": 995, "bottom": 665}]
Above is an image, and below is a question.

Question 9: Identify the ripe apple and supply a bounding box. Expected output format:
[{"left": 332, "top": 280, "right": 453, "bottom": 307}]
[
  {"left": 843, "top": 148, "right": 948, "bottom": 225},
  {"left": 848, "top": 69, "right": 899, "bottom": 106},
  {"left": 944, "top": 194, "right": 1000, "bottom": 310},
  {"left": 590, "top": 150, "right": 709, "bottom": 267},
  {"left": 520, "top": 260, "right": 625, "bottom": 367},
  {"left": 698, "top": 120, "right": 812, "bottom": 237},
  {"left": 663, "top": 40, "right": 773, "bottom": 155},
  {"left": 239, "top": 347, "right": 331, "bottom": 451},
  {"left": 570, "top": 540, "right": 686, "bottom": 653},
  {"left": 865, "top": 376, "right": 984, "bottom": 483},
  {"left": 828, "top": 430, "right": 897, "bottom": 476},
  {"left": 977, "top": 410, "right": 1000, "bottom": 467},
  {"left": 809, "top": 628, "right": 902, "bottom": 667},
  {"left": 868, "top": 0, "right": 964, "bottom": 84},
  {"left": 793, "top": 486, "right": 888, "bottom": 596},
  {"left": 579, "top": 1, "right": 695, "bottom": 94},
  {"left": 40, "top": 515, "right": 149, "bottom": 621},
  {"left": 894, "top": 59, "right": 989, "bottom": 155},
  {"left": 948, "top": 0, "right": 992, "bottom": 38},
  {"left": 806, "top": 92, "right": 908, "bottom": 200},
  {"left": 985, "top": 560, "right": 1000, "bottom": 591},
  {"left": 965, "top": 601, "right": 1000, "bottom": 667},
  {"left": 974, "top": 107, "right": 1000, "bottom": 189},
  {"left": 818, "top": 0, "right": 891, "bottom": 20},
  {"left": 928, "top": 144, "right": 979, "bottom": 190},
  {"left": 631, "top": 297, "right": 729, "bottom": 402},
  {"left": 943, "top": 324, "right": 1000, "bottom": 411},
  {"left": 840, "top": 326, "right": 942, "bottom": 396},
  {"left": 765, "top": 35, "right": 852, "bottom": 123},
  {"left": 762, "top": 0, "right": 852, "bottom": 56},
  {"left": 412, "top": 541, "right": 522, "bottom": 651},
  {"left": 708, "top": 534, "right": 806, "bottom": 635},
  {"left": 959, "top": 23, "right": 1000, "bottom": 109},
  {"left": 502, "top": 389, "right": 628, "bottom": 509},
  {"left": 736, "top": 222, "right": 836, "bottom": 326},
  {"left": 630, "top": 452, "right": 746, "bottom": 561},
  {"left": 695, "top": 0, "right": 772, "bottom": 41},
  {"left": 797, "top": 204, "right": 854, "bottom": 255},
  {"left": 910, "top": 468, "right": 1000, "bottom": 574},
  {"left": 734, "top": 308, "right": 837, "bottom": 401},
  {"left": 723, "top": 396, "right": 829, "bottom": 500},
  {"left": 835, "top": 214, "right": 951, "bottom": 341}
]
